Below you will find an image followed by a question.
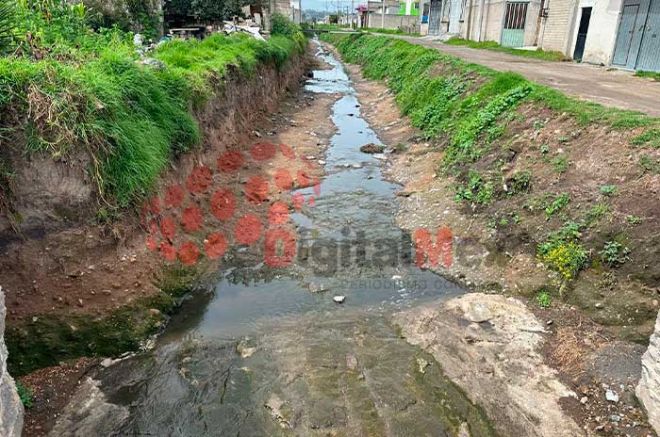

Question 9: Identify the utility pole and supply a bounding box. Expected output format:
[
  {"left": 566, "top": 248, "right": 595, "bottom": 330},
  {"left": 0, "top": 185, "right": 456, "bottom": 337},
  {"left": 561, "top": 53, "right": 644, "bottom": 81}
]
[{"left": 381, "top": 0, "right": 385, "bottom": 28}]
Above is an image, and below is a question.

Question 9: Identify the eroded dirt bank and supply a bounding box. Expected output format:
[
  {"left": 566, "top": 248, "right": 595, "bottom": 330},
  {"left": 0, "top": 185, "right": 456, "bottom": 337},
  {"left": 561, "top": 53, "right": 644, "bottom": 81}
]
[
  {"left": 334, "top": 47, "right": 658, "bottom": 436},
  {"left": 3, "top": 47, "right": 344, "bottom": 435}
]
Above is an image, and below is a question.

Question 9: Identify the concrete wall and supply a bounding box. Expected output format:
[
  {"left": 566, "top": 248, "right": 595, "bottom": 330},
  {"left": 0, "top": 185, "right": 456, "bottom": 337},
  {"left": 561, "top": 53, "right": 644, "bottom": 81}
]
[
  {"left": 571, "top": 0, "right": 622, "bottom": 65},
  {"left": 366, "top": 13, "right": 421, "bottom": 30},
  {"left": 0, "top": 287, "right": 23, "bottom": 437},
  {"left": 538, "top": 0, "right": 579, "bottom": 54}
]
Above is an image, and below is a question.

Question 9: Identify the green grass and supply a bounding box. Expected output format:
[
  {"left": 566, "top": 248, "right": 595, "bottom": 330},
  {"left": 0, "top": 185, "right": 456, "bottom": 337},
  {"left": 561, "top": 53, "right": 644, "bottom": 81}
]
[
  {"left": 445, "top": 37, "right": 569, "bottom": 62},
  {"left": 536, "top": 290, "right": 551, "bottom": 308},
  {"left": 320, "top": 33, "right": 660, "bottom": 170},
  {"left": 1, "top": 18, "right": 305, "bottom": 207},
  {"left": 635, "top": 70, "right": 660, "bottom": 81}
]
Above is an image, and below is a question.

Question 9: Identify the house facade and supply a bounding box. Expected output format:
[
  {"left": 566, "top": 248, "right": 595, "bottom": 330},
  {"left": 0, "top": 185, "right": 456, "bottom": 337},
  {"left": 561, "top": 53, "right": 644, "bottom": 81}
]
[
  {"left": 416, "top": 0, "right": 660, "bottom": 72},
  {"left": 365, "top": 0, "right": 421, "bottom": 31}
]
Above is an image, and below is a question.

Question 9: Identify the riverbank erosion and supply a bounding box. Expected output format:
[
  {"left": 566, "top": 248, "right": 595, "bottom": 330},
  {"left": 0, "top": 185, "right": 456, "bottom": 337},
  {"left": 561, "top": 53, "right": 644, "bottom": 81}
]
[
  {"left": 0, "top": 29, "right": 309, "bottom": 391},
  {"left": 321, "top": 34, "right": 660, "bottom": 435}
]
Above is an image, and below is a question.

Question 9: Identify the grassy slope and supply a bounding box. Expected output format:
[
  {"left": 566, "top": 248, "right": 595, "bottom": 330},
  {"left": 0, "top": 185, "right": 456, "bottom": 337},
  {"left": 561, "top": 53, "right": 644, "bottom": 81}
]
[
  {"left": 0, "top": 32, "right": 305, "bottom": 207},
  {"left": 445, "top": 37, "right": 569, "bottom": 62},
  {"left": 321, "top": 33, "right": 660, "bottom": 337}
]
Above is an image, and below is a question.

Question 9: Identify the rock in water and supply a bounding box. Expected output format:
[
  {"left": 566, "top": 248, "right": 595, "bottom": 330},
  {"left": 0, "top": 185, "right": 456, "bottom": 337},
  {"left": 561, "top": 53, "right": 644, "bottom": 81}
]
[
  {"left": 637, "top": 310, "right": 660, "bottom": 433},
  {"left": 360, "top": 143, "right": 385, "bottom": 154},
  {"left": 333, "top": 295, "right": 346, "bottom": 304},
  {"left": 0, "top": 287, "right": 23, "bottom": 437}
]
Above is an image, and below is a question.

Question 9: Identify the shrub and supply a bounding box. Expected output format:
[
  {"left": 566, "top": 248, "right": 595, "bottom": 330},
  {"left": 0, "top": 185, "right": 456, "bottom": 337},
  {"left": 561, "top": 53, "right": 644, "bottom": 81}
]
[
  {"left": 551, "top": 155, "right": 568, "bottom": 173},
  {"left": 599, "top": 184, "right": 617, "bottom": 196},
  {"left": 507, "top": 170, "right": 532, "bottom": 194},
  {"left": 271, "top": 13, "right": 300, "bottom": 36},
  {"left": 454, "top": 171, "right": 494, "bottom": 205},
  {"left": 536, "top": 290, "right": 551, "bottom": 308},
  {"left": 15, "top": 381, "right": 33, "bottom": 408},
  {"left": 538, "top": 240, "right": 588, "bottom": 280},
  {"left": 600, "top": 241, "right": 630, "bottom": 267},
  {"left": 0, "top": 0, "right": 13, "bottom": 53},
  {"left": 545, "top": 193, "right": 570, "bottom": 218}
]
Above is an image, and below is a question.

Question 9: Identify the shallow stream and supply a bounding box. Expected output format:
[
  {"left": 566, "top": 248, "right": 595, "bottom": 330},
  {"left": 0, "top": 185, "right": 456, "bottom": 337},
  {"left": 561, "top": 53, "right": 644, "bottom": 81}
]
[{"left": 87, "top": 41, "right": 494, "bottom": 436}]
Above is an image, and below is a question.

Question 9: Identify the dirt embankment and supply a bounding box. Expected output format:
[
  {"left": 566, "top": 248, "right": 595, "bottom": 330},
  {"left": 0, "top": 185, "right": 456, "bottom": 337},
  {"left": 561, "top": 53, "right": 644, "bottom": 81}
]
[
  {"left": 0, "top": 49, "right": 320, "bottom": 372},
  {"left": 339, "top": 55, "right": 658, "bottom": 436},
  {"left": 6, "top": 46, "right": 345, "bottom": 435}
]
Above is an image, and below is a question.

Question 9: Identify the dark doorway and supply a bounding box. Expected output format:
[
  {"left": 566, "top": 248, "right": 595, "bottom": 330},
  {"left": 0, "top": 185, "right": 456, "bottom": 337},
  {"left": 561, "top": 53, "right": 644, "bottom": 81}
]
[
  {"left": 573, "top": 7, "right": 592, "bottom": 61},
  {"left": 428, "top": 0, "right": 443, "bottom": 35}
]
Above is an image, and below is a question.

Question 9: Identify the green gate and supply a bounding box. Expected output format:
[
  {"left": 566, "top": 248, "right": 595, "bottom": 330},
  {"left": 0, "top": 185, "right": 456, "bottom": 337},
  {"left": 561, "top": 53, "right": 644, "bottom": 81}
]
[{"left": 501, "top": 2, "right": 528, "bottom": 47}]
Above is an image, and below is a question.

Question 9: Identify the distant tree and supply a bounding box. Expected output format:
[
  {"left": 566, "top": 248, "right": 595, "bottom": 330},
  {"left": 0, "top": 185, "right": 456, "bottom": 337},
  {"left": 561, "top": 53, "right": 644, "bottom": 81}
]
[
  {"left": 85, "top": 0, "right": 161, "bottom": 38},
  {"left": 164, "top": 0, "right": 247, "bottom": 26}
]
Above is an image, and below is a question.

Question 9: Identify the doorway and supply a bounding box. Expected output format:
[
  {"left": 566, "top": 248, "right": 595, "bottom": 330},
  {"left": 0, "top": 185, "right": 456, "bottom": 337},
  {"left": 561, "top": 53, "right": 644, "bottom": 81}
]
[
  {"left": 573, "top": 7, "right": 592, "bottom": 60},
  {"left": 428, "top": 0, "right": 443, "bottom": 35}
]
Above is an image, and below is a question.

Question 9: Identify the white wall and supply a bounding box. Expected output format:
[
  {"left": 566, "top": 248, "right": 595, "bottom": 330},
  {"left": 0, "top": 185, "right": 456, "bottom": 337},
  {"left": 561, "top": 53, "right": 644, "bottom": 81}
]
[
  {"left": 571, "top": 0, "right": 623, "bottom": 65},
  {"left": 539, "top": 0, "right": 579, "bottom": 54}
]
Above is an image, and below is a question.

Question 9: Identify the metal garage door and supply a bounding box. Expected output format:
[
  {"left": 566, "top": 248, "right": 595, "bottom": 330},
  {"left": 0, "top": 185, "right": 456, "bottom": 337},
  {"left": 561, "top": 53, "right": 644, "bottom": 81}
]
[
  {"left": 613, "top": 2, "right": 642, "bottom": 66},
  {"left": 613, "top": 0, "right": 660, "bottom": 72},
  {"left": 636, "top": 0, "right": 660, "bottom": 71},
  {"left": 501, "top": 2, "right": 528, "bottom": 47}
]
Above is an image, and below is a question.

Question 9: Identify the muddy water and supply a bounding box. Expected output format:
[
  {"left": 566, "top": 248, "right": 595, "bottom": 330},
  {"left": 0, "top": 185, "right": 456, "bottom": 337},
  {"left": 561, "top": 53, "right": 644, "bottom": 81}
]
[{"left": 88, "top": 42, "right": 494, "bottom": 436}]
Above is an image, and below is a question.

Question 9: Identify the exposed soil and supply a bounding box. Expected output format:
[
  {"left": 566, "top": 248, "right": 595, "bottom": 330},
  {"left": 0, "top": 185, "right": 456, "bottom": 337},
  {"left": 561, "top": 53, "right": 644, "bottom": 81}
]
[
  {"left": 336, "top": 47, "right": 659, "bottom": 436},
  {"left": 18, "top": 358, "right": 98, "bottom": 437},
  {"left": 0, "top": 59, "right": 307, "bottom": 324}
]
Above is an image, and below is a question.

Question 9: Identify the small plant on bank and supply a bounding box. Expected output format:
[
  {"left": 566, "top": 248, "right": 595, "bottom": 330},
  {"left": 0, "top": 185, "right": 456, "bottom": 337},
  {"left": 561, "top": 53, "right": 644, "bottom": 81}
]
[
  {"left": 600, "top": 241, "right": 630, "bottom": 267},
  {"left": 454, "top": 171, "right": 494, "bottom": 205},
  {"left": 270, "top": 13, "right": 301, "bottom": 36},
  {"left": 16, "top": 381, "right": 33, "bottom": 408},
  {"left": 540, "top": 144, "right": 550, "bottom": 155},
  {"left": 599, "top": 184, "right": 618, "bottom": 196},
  {"left": 533, "top": 120, "right": 545, "bottom": 131},
  {"left": 538, "top": 220, "right": 588, "bottom": 285},
  {"left": 538, "top": 240, "right": 588, "bottom": 282},
  {"left": 626, "top": 215, "right": 643, "bottom": 225},
  {"left": 536, "top": 290, "right": 552, "bottom": 308},
  {"left": 585, "top": 203, "right": 609, "bottom": 226},
  {"left": 545, "top": 193, "right": 570, "bottom": 218},
  {"left": 551, "top": 155, "right": 569, "bottom": 173},
  {"left": 506, "top": 170, "right": 532, "bottom": 195},
  {"left": 639, "top": 155, "right": 660, "bottom": 174}
]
